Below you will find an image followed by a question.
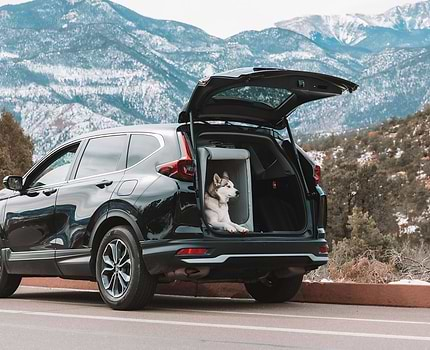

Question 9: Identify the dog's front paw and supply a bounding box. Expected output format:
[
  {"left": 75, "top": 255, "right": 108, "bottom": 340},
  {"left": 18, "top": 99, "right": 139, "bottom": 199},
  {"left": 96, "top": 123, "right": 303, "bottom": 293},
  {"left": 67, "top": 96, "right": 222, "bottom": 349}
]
[
  {"left": 238, "top": 226, "right": 249, "bottom": 234},
  {"left": 224, "top": 225, "right": 237, "bottom": 233}
]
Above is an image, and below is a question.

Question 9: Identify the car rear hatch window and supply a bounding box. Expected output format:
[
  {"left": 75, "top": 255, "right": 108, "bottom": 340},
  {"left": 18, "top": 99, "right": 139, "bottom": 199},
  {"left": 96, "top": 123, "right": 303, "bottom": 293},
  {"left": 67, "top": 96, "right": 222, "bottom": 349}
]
[{"left": 179, "top": 67, "right": 358, "bottom": 129}]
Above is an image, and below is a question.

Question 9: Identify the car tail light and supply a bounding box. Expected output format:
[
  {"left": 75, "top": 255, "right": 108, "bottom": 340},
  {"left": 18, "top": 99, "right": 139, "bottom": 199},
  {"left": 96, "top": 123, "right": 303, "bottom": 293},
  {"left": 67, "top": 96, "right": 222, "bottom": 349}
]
[
  {"left": 157, "top": 133, "right": 195, "bottom": 182},
  {"left": 319, "top": 244, "right": 329, "bottom": 254},
  {"left": 313, "top": 165, "right": 321, "bottom": 185},
  {"left": 176, "top": 248, "right": 208, "bottom": 256}
]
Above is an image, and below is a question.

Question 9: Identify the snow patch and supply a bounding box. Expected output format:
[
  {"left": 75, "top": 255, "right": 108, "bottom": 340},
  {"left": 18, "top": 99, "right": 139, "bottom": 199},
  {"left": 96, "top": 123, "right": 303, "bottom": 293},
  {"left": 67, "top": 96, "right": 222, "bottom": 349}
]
[
  {"left": 395, "top": 212, "right": 408, "bottom": 226},
  {"left": 307, "top": 151, "right": 325, "bottom": 166},
  {"left": 0, "top": 52, "right": 18, "bottom": 60},
  {"left": 394, "top": 212, "right": 419, "bottom": 235},
  {"left": 134, "top": 30, "right": 178, "bottom": 52},
  {"left": 357, "top": 151, "right": 374, "bottom": 165},
  {"left": 405, "top": 225, "right": 419, "bottom": 234},
  {"left": 389, "top": 171, "right": 407, "bottom": 180},
  {"left": 269, "top": 51, "right": 316, "bottom": 61},
  {"left": 62, "top": 10, "right": 78, "bottom": 23},
  {"left": 332, "top": 146, "right": 343, "bottom": 160},
  {"left": 24, "top": 63, "right": 150, "bottom": 84},
  {"left": 417, "top": 169, "right": 427, "bottom": 180},
  {"left": 394, "top": 148, "right": 404, "bottom": 159},
  {"left": 389, "top": 279, "right": 430, "bottom": 285},
  {"left": 0, "top": 10, "right": 10, "bottom": 19}
]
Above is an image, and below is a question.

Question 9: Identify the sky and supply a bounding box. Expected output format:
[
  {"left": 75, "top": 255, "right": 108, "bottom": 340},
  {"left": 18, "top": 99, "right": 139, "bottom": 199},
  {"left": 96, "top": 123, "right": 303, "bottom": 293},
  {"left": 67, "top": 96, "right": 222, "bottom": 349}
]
[{"left": 0, "top": 0, "right": 424, "bottom": 38}]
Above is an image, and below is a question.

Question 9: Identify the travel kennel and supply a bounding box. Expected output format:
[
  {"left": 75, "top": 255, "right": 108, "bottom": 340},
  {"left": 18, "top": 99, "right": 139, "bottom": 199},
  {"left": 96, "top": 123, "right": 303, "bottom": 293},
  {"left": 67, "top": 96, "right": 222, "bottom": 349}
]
[
  {"left": 198, "top": 147, "right": 254, "bottom": 232},
  {"left": 196, "top": 131, "right": 307, "bottom": 234}
]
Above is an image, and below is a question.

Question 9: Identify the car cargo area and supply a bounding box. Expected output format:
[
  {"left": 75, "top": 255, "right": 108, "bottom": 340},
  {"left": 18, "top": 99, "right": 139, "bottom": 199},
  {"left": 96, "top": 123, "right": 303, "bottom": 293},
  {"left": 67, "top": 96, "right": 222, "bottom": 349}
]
[{"left": 197, "top": 130, "right": 307, "bottom": 234}]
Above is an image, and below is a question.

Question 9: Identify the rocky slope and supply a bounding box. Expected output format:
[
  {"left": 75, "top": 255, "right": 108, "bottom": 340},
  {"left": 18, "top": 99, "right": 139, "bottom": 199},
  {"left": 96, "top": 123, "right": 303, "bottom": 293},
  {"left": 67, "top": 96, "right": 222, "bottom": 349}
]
[{"left": 304, "top": 107, "right": 430, "bottom": 242}]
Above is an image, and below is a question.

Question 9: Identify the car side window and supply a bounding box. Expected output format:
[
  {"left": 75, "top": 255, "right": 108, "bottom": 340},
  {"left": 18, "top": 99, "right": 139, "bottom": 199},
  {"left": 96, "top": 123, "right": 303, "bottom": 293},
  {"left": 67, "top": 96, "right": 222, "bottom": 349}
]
[
  {"left": 75, "top": 135, "right": 127, "bottom": 179},
  {"left": 29, "top": 145, "right": 79, "bottom": 188},
  {"left": 127, "top": 134, "right": 161, "bottom": 168}
]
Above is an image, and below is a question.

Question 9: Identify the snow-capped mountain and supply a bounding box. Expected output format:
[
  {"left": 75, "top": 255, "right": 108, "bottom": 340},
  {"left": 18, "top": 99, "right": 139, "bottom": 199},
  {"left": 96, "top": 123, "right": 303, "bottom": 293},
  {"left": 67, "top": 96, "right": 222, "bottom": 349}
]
[
  {"left": 276, "top": 0, "right": 430, "bottom": 50},
  {"left": 0, "top": 0, "right": 429, "bottom": 157}
]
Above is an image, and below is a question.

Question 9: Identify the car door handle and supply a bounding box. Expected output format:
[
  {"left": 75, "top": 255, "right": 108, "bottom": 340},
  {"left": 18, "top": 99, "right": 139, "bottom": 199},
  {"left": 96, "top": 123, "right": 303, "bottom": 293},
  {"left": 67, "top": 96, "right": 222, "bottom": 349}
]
[
  {"left": 96, "top": 180, "right": 113, "bottom": 189},
  {"left": 42, "top": 188, "right": 57, "bottom": 196}
]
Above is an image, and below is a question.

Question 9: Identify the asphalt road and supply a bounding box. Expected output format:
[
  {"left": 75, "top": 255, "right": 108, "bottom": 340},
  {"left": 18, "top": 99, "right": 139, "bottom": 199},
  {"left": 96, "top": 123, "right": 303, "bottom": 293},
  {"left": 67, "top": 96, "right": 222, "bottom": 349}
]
[{"left": 0, "top": 286, "right": 429, "bottom": 350}]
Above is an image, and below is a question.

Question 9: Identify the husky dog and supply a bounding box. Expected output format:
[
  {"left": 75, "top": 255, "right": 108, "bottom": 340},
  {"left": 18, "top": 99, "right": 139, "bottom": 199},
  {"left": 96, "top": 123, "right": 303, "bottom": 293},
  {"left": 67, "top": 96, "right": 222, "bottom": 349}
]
[{"left": 204, "top": 172, "right": 249, "bottom": 234}]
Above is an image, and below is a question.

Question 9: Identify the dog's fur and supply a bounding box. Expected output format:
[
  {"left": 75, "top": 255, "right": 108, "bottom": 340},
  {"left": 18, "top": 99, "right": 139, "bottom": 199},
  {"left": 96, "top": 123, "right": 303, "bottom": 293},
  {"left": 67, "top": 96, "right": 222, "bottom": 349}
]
[{"left": 204, "top": 172, "right": 249, "bottom": 234}]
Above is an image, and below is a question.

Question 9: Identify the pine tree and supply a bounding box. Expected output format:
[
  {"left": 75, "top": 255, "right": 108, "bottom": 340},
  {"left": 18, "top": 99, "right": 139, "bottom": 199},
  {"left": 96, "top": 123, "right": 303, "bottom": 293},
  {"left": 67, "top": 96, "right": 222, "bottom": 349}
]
[
  {"left": 0, "top": 110, "right": 33, "bottom": 188},
  {"left": 346, "top": 207, "right": 396, "bottom": 261}
]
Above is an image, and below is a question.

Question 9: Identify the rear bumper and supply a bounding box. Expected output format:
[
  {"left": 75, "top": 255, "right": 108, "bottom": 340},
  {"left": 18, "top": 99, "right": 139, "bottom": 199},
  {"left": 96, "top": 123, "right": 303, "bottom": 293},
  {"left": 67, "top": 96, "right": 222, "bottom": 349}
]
[{"left": 141, "top": 238, "right": 328, "bottom": 280}]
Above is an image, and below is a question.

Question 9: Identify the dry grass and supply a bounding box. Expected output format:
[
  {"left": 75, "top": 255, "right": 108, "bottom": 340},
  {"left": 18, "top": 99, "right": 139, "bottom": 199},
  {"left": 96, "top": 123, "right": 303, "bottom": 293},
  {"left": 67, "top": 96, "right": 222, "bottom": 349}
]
[
  {"left": 328, "top": 257, "right": 396, "bottom": 284},
  {"left": 387, "top": 242, "right": 430, "bottom": 282},
  {"left": 306, "top": 240, "right": 430, "bottom": 284}
]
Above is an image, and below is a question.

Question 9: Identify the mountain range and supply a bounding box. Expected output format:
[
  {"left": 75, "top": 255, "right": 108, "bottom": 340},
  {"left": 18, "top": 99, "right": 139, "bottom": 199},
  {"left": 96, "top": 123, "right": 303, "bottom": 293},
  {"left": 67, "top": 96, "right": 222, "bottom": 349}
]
[
  {"left": 276, "top": 1, "right": 430, "bottom": 50},
  {"left": 0, "top": 0, "right": 429, "bottom": 157}
]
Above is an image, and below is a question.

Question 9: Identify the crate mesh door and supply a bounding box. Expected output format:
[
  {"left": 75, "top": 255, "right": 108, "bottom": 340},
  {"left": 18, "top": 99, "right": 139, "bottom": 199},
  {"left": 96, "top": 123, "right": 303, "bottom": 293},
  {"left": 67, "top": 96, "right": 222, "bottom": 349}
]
[{"left": 198, "top": 147, "right": 254, "bottom": 231}]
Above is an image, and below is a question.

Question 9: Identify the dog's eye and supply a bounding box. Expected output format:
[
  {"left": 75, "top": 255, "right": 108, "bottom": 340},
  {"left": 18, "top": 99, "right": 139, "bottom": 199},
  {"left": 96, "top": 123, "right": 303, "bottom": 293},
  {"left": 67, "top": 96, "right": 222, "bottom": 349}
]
[{"left": 227, "top": 185, "right": 231, "bottom": 188}]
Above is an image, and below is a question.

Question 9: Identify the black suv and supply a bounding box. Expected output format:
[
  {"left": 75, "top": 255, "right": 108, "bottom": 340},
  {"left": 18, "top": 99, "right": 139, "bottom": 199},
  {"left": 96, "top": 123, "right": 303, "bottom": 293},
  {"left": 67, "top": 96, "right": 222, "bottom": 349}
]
[{"left": 0, "top": 68, "right": 357, "bottom": 310}]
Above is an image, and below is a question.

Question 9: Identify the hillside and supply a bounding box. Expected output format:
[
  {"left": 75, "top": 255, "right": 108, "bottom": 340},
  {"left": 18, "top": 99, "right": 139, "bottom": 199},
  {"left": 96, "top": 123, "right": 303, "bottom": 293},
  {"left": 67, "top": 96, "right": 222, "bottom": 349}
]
[
  {"left": 0, "top": 0, "right": 429, "bottom": 157},
  {"left": 304, "top": 106, "right": 430, "bottom": 244}
]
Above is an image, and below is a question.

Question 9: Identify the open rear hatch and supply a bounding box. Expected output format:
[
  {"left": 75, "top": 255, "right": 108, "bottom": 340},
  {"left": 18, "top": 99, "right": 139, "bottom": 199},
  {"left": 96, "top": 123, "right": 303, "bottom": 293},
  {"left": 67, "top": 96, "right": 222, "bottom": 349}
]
[
  {"left": 179, "top": 67, "right": 358, "bottom": 129},
  {"left": 179, "top": 67, "right": 358, "bottom": 235}
]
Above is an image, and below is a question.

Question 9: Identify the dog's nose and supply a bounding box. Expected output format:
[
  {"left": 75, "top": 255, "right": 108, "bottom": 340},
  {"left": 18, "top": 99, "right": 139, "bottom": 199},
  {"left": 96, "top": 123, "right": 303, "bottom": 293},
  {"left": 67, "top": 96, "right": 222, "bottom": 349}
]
[{"left": 235, "top": 190, "right": 240, "bottom": 196}]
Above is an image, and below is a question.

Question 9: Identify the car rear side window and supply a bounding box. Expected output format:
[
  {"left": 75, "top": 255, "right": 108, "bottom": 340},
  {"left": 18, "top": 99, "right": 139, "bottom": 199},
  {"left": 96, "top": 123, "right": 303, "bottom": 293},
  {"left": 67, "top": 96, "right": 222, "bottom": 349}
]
[
  {"left": 127, "top": 134, "right": 160, "bottom": 168},
  {"left": 76, "top": 135, "right": 127, "bottom": 179}
]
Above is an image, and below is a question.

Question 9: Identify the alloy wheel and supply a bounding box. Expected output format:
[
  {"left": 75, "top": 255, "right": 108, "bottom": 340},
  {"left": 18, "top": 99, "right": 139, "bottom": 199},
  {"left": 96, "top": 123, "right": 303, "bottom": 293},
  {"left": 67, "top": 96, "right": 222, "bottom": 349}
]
[{"left": 100, "top": 239, "right": 132, "bottom": 298}]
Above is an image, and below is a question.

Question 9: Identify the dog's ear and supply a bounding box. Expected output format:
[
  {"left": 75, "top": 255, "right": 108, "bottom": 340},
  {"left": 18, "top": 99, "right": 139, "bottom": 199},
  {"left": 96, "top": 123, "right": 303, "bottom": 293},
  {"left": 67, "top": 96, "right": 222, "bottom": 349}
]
[
  {"left": 222, "top": 171, "right": 229, "bottom": 180},
  {"left": 213, "top": 173, "right": 222, "bottom": 186}
]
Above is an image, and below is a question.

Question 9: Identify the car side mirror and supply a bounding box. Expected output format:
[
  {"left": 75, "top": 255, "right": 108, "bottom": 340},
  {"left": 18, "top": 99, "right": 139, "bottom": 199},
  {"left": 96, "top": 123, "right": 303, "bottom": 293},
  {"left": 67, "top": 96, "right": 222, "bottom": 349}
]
[{"left": 3, "top": 176, "right": 24, "bottom": 191}]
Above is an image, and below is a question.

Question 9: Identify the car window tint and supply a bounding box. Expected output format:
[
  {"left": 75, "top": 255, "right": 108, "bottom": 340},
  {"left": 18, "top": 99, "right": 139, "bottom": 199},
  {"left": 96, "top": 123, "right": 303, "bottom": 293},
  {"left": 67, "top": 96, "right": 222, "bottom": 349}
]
[
  {"left": 76, "top": 135, "right": 127, "bottom": 179},
  {"left": 30, "top": 146, "right": 78, "bottom": 188},
  {"left": 127, "top": 134, "right": 160, "bottom": 168},
  {"left": 213, "top": 86, "right": 292, "bottom": 109}
]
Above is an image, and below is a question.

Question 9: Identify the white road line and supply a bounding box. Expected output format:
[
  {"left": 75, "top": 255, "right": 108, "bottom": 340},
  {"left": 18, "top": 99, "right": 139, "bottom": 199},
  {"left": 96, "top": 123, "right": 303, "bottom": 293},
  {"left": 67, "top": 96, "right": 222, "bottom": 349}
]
[
  {"left": 0, "top": 308, "right": 429, "bottom": 342},
  {"left": 155, "top": 307, "right": 430, "bottom": 326},
  {"left": 14, "top": 287, "right": 430, "bottom": 326}
]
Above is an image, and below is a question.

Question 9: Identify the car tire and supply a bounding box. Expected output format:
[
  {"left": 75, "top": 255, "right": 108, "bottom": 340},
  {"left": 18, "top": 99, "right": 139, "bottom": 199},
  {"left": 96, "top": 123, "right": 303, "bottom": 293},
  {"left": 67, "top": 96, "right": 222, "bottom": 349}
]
[
  {"left": 245, "top": 274, "right": 303, "bottom": 303},
  {"left": 0, "top": 257, "right": 22, "bottom": 298},
  {"left": 95, "top": 225, "right": 157, "bottom": 310}
]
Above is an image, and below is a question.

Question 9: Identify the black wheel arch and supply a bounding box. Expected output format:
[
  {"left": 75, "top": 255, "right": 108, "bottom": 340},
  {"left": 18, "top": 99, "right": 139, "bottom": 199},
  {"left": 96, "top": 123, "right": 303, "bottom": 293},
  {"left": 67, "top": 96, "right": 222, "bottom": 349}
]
[{"left": 89, "top": 209, "right": 145, "bottom": 275}]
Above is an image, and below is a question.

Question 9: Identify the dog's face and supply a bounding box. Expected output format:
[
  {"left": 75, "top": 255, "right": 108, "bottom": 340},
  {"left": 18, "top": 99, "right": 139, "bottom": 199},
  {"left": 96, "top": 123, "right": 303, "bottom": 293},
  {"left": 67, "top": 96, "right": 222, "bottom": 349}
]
[{"left": 208, "top": 172, "right": 239, "bottom": 203}]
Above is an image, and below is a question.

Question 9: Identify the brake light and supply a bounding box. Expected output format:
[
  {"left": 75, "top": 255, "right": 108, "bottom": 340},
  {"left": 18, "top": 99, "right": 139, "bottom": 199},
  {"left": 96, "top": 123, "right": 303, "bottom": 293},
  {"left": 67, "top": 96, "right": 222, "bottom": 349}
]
[
  {"left": 319, "top": 244, "right": 329, "bottom": 254},
  {"left": 313, "top": 165, "right": 321, "bottom": 185},
  {"left": 158, "top": 159, "right": 195, "bottom": 181},
  {"left": 157, "top": 133, "right": 195, "bottom": 182},
  {"left": 176, "top": 248, "right": 208, "bottom": 256}
]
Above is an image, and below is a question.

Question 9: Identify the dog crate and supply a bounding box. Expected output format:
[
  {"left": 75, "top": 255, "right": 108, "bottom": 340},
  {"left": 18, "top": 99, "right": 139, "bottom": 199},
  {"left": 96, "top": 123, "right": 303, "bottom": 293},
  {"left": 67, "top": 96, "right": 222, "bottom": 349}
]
[{"left": 198, "top": 147, "right": 254, "bottom": 232}]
